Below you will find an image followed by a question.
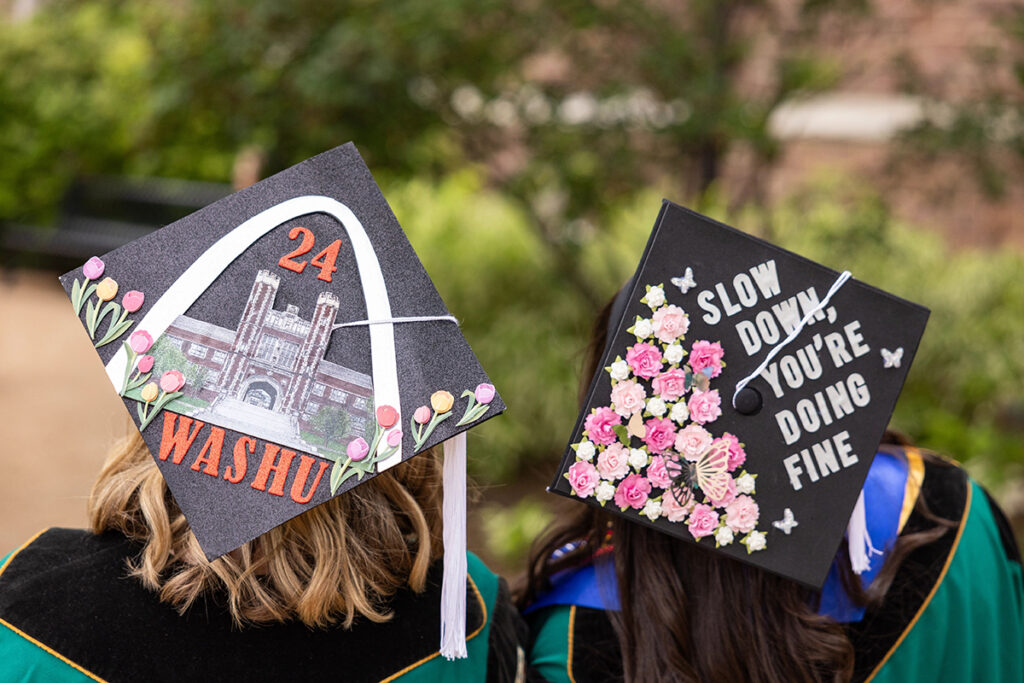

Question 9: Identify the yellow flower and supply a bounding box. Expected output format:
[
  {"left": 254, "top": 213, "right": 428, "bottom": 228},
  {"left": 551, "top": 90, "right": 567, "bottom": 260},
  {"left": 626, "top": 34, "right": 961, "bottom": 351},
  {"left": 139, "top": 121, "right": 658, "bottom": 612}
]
[
  {"left": 140, "top": 382, "right": 159, "bottom": 403},
  {"left": 430, "top": 390, "right": 454, "bottom": 414},
  {"left": 96, "top": 277, "right": 119, "bottom": 301}
]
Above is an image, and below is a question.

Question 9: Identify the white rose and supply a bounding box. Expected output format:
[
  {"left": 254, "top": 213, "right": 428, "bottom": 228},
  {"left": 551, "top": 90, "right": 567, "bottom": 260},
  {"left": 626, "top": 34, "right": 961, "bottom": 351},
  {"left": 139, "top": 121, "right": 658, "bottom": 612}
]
[
  {"left": 645, "top": 286, "right": 666, "bottom": 309},
  {"left": 596, "top": 481, "right": 616, "bottom": 502},
  {"left": 642, "top": 499, "right": 662, "bottom": 520},
  {"left": 609, "top": 359, "right": 630, "bottom": 381},
  {"left": 669, "top": 402, "right": 689, "bottom": 424},
  {"left": 633, "top": 318, "right": 653, "bottom": 339},
  {"left": 715, "top": 526, "right": 734, "bottom": 546},
  {"left": 646, "top": 397, "right": 667, "bottom": 417},
  {"left": 628, "top": 448, "right": 648, "bottom": 470},
  {"left": 744, "top": 530, "right": 767, "bottom": 552},
  {"left": 576, "top": 440, "right": 596, "bottom": 461},
  {"left": 664, "top": 344, "right": 684, "bottom": 365},
  {"left": 736, "top": 472, "right": 756, "bottom": 494}
]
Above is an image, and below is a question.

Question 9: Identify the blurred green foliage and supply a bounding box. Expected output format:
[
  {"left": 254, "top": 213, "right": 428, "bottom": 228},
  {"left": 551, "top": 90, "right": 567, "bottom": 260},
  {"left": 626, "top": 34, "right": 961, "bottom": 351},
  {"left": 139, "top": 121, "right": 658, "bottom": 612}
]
[{"left": 479, "top": 499, "right": 555, "bottom": 570}]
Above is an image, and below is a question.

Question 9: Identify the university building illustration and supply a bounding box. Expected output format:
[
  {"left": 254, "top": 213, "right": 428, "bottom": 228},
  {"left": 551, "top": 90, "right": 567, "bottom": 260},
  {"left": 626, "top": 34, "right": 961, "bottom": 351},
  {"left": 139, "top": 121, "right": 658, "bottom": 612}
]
[{"left": 157, "top": 270, "right": 373, "bottom": 454}]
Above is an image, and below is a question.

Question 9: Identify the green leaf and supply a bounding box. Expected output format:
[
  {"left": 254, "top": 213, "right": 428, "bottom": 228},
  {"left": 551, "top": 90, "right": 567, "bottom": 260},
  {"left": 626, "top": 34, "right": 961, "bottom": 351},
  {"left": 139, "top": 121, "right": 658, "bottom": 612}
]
[
  {"left": 330, "top": 460, "right": 345, "bottom": 494},
  {"left": 613, "top": 424, "right": 629, "bottom": 444},
  {"left": 85, "top": 298, "right": 100, "bottom": 337},
  {"left": 95, "top": 316, "right": 134, "bottom": 347}
]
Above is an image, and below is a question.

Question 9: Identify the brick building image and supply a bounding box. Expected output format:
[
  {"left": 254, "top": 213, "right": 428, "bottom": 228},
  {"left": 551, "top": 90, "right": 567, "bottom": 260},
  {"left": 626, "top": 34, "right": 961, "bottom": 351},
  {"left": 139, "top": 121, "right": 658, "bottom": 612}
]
[{"left": 154, "top": 269, "right": 373, "bottom": 457}]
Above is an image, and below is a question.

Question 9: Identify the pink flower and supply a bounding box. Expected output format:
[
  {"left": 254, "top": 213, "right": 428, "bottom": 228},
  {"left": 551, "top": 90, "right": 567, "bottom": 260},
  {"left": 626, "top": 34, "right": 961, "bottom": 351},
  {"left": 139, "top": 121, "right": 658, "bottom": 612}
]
[
  {"left": 707, "top": 475, "right": 737, "bottom": 508},
  {"left": 625, "top": 342, "right": 663, "bottom": 379},
  {"left": 376, "top": 405, "right": 399, "bottom": 428},
  {"left": 82, "top": 256, "right": 105, "bottom": 280},
  {"left": 609, "top": 379, "right": 646, "bottom": 417},
  {"left": 717, "top": 433, "right": 747, "bottom": 471},
  {"left": 474, "top": 383, "right": 496, "bottom": 404},
  {"left": 651, "top": 305, "right": 689, "bottom": 344},
  {"left": 584, "top": 406, "right": 622, "bottom": 446},
  {"left": 128, "top": 330, "right": 153, "bottom": 354},
  {"left": 642, "top": 417, "right": 676, "bottom": 454},
  {"left": 386, "top": 429, "right": 403, "bottom": 447},
  {"left": 597, "top": 444, "right": 630, "bottom": 480},
  {"left": 413, "top": 405, "right": 432, "bottom": 424},
  {"left": 725, "top": 495, "right": 760, "bottom": 533},
  {"left": 347, "top": 437, "right": 370, "bottom": 461},
  {"left": 614, "top": 474, "right": 652, "bottom": 510},
  {"left": 688, "top": 389, "right": 722, "bottom": 425},
  {"left": 568, "top": 461, "right": 599, "bottom": 498},
  {"left": 646, "top": 455, "right": 673, "bottom": 489},
  {"left": 675, "top": 424, "right": 713, "bottom": 461},
  {"left": 661, "top": 488, "right": 694, "bottom": 522},
  {"left": 652, "top": 368, "right": 688, "bottom": 402},
  {"left": 136, "top": 355, "right": 154, "bottom": 374},
  {"left": 687, "top": 504, "right": 719, "bottom": 539},
  {"left": 121, "top": 290, "right": 145, "bottom": 313},
  {"left": 159, "top": 370, "right": 185, "bottom": 393},
  {"left": 689, "top": 340, "right": 725, "bottom": 378}
]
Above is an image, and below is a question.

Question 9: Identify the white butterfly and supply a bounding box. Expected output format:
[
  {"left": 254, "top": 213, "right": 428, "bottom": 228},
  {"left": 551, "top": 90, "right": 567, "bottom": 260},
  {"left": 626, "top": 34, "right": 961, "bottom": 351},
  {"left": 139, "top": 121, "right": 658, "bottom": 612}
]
[
  {"left": 772, "top": 508, "right": 798, "bottom": 535},
  {"left": 881, "top": 347, "right": 904, "bottom": 369},
  {"left": 670, "top": 267, "right": 696, "bottom": 294}
]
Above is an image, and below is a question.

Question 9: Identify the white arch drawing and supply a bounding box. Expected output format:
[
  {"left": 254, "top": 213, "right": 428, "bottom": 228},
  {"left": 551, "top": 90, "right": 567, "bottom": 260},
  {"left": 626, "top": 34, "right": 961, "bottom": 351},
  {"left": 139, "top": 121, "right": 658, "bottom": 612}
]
[{"left": 105, "top": 195, "right": 402, "bottom": 467}]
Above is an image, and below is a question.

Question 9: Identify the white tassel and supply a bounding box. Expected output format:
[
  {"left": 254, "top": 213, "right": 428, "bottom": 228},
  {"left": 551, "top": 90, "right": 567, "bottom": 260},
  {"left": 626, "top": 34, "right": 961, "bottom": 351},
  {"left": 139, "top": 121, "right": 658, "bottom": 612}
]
[
  {"left": 847, "top": 489, "right": 881, "bottom": 574},
  {"left": 439, "top": 432, "right": 468, "bottom": 660}
]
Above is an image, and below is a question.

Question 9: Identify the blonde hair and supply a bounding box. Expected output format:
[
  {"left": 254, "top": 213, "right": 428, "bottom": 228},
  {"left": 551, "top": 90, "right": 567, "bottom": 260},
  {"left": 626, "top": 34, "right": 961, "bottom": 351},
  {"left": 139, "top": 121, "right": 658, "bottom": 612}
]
[{"left": 88, "top": 432, "right": 443, "bottom": 628}]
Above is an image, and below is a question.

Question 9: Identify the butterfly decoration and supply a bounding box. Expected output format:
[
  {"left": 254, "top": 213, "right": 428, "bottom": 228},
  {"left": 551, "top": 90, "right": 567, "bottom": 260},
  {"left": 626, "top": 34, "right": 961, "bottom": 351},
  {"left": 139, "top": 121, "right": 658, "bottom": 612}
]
[
  {"left": 666, "top": 439, "right": 731, "bottom": 502},
  {"left": 684, "top": 366, "right": 712, "bottom": 393},
  {"left": 772, "top": 508, "right": 798, "bottom": 535},
  {"left": 627, "top": 412, "right": 647, "bottom": 439},
  {"left": 881, "top": 347, "right": 903, "bottom": 369},
  {"left": 670, "top": 267, "right": 696, "bottom": 294}
]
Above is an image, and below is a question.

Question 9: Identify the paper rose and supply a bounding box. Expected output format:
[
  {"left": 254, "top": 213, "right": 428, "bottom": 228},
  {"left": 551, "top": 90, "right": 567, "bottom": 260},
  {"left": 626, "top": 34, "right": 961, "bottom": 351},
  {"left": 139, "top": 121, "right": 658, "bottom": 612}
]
[
  {"left": 595, "top": 481, "right": 616, "bottom": 503},
  {"left": 675, "top": 424, "right": 713, "bottom": 461},
  {"left": 625, "top": 342, "right": 663, "bottom": 379},
  {"left": 609, "top": 359, "right": 630, "bottom": 381},
  {"left": 632, "top": 318, "right": 653, "bottom": 339},
  {"left": 707, "top": 475, "right": 738, "bottom": 508},
  {"left": 597, "top": 444, "right": 630, "bottom": 480},
  {"left": 347, "top": 437, "right": 370, "bottom": 462},
  {"left": 159, "top": 370, "right": 185, "bottom": 393},
  {"left": 474, "top": 383, "right": 496, "bottom": 404},
  {"left": 610, "top": 379, "right": 646, "bottom": 417},
  {"left": 644, "top": 285, "right": 666, "bottom": 308},
  {"left": 614, "top": 474, "right": 652, "bottom": 510},
  {"left": 651, "top": 304, "right": 689, "bottom": 344},
  {"left": 642, "top": 417, "right": 676, "bottom": 455},
  {"left": 627, "top": 448, "right": 648, "bottom": 471},
  {"left": 687, "top": 504, "right": 719, "bottom": 539},
  {"left": 716, "top": 432, "right": 747, "bottom": 471},
  {"left": 725, "top": 495, "right": 760, "bottom": 534},
  {"left": 121, "top": 290, "right": 145, "bottom": 313},
  {"left": 646, "top": 397, "right": 667, "bottom": 417},
  {"left": 652, "top": 367, "right": 688, "bottom": 402},
  {"left": 688, "top": 389, "right": 722, "bottom": 425},
  {"left": 641, "top": 498, "right": 662, "bottom": 520},
  {"left": 661, "top": 488, "right": 693, "bottom": 522},
  {"left": 715, "top": 526, "right": 735, "bottom": 546},
  {"left": 689, "top": 340, "right": 725, "bottom": 378},
  {"left": 669, "top": 401, "right": 689, "bottom": 424},
  {"left": 743, "top": 530, "right": 767, "bottom": 553},
  {"left": 568, "top": 461, "right": 599, "bottom": 498},
  {"left": 736, "top": 472, "right": 756, "bottom": 494},
  {"left": 430, "top": 390, "right": 454, "bottom": 413},
  {"left": 646, "top": 455, "right": 673, "bottom": 489},
  {"left": 575, "top": 439, "right": 596, "bottom": 461},
  {"left": 664, "top": 344, "right": 684, "bottom": 365},
  {"left": 584, "top": 406, "right": 622, "bottom": 446},
  {"left": 82, "top": 256, "right": 105, "bottom": 280}
]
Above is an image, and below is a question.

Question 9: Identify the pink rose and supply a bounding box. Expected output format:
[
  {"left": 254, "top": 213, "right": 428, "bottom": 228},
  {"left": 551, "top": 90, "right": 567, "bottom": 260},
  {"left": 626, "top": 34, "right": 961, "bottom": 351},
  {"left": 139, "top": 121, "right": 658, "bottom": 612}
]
[
  {"left": 687, "top": 504, "right": 719, "bottom": 539},
  {"left": 661, "top": 487, "right": 694, "bottom": 522},
  {"left": 688, "top": 389, "right": 722, "bottom": 425},
  {"left": 474, "top": 383, "right": 496, "bottom": 404},
  {"left": 597, "top": 444, "right": 630, "bottom": 480},
  {"left": 584, "top": 406, "right": 622, "bottom": 446},
  {"left": 121, "top": 290, "right": 145, "bottom": 313},
  {"left": 651, "top": 305, "right": 689, "bottom": 344},
  {"left": 413, "top": 405, "right": 432, "bottom": 424},
  {"left": 136, "top": 355, "right": 154, "bottom": 374},
  {"left": 675, "top": 424, "right": 713, "bottom": 461},
  {"left": 609, "top": 379, "right": 646, "bottom": 417},
  {"left": 568, "top": 461, "right": 599, "bottom": 498},
  {"left": 642, "top": 417, "right": 676, "bottom": 455},
  {"left": 725, "top": 495, "right": 760, "bottom": 533},
  {"left": 717, "top": 433, "right": 747, "bottom": 471},
  {"left": 646, "top": 455, "right": 673, "bottom": 489},
  {"left": 347, "top": 437, "right": 370, "bottom": 461},
  {"left": 651, "top": 368, "right": 688, "bottom": 402},
  {"left": 614, "top": 474, "right": 652, "bottom": 510},
  {"left": 129, "top": 330, "right": 153, "bottom": 354},
  {"left": 707, "top": 475, "right": 737, "bottom": 508},
  {"left": 82, "top": 256, "right": 105, "bottom": 280},
  {"left": 386, "top": 429, "right": 403, "bottom": 447},
  {"left": 159, "top": 370, "right": 185, "bottom": 393},
  {"left": 625, "top": 342, "right": 663, "bottom": 379},
  {"left": 689, "top": 340, "right": 725, "bottom": 378}
]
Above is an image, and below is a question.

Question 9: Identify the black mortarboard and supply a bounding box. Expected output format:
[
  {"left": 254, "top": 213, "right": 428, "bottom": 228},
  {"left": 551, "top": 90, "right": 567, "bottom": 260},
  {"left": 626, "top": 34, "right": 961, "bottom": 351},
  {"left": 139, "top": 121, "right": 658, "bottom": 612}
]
[
  {"left": 60, "top": 143, "right": 501, "bottom": 656},
  {"left": 549, "top": 200, "right": 928, "bottom": 588}
]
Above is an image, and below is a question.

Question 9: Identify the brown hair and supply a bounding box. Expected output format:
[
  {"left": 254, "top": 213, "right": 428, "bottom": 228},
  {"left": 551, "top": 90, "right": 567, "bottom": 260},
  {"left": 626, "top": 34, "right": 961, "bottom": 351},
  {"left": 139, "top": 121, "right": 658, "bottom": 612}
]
[
  {"left": 519, "top": 290, "right": 954, "bottom": 682},
  {"left": 89, "top": 432, "right": 443, "bottom": 628}
]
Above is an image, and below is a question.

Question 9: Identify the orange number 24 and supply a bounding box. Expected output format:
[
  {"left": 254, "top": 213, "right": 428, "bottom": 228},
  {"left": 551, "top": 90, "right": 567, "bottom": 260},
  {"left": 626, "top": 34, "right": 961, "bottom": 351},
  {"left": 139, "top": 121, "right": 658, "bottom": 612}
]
[{"left": 278, "top": 227, "right": 342, "bottom": 283}]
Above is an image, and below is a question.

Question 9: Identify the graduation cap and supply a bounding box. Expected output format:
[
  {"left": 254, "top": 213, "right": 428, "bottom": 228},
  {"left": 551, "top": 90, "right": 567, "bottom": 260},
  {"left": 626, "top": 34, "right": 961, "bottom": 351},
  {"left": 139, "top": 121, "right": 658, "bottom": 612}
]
[
  {"left": 60, "top": 143, "right": 502, "bottom": 657},
  {"left": 549, "top": 200, "right": 929, "bottom": 589}
]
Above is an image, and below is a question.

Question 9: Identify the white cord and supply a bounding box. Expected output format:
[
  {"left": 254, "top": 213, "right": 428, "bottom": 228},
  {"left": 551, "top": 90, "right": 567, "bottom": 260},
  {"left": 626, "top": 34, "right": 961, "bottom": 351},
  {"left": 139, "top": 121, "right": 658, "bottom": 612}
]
[
  {"left": 332, "top": 314, "right": 459, "bottom": 330},
  {"left": 731, "top": 270, "right": 852, "bottom": 408}
]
